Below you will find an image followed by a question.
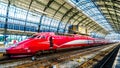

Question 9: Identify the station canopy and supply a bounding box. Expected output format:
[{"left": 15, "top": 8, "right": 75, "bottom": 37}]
[{"left": 0, "top": 0, "right": 120, "bottom": 35}]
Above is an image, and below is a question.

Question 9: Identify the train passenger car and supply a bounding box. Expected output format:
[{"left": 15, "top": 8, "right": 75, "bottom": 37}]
[{"left": 5, "top": 32, "right": 108, "bottom": 57}]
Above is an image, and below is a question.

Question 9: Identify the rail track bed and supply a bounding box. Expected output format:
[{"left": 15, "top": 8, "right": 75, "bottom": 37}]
[
  {"left": 77, "top": 43, "right": 120, "bottom": 68},
  {"left": 0, "top": 43, "right": 119, "bottom": 68}
]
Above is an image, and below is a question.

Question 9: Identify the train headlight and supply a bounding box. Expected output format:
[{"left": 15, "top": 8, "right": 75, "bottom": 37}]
[
  {"left": 24, "top": 48, "right": 29, "bottom": 50},
  {"left": 24, "top": 48, "right": 31, "bottom": 52}
]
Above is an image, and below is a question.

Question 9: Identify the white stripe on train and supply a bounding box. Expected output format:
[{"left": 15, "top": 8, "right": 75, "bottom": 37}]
[
  {"left": 61, "top": 40, "right": 93, "bottom": 45},
  {"left": 40, "top": 40, "right": 94, "bottom": 48}
]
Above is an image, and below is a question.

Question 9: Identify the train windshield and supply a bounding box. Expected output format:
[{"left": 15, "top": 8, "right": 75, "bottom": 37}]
[
  {"left": 30, "top": 35, "right": 38, "bottom": 38},
  {"left": 37, "top": 36, "right": 45, "bottom": 39},
  {"left": 41, "top": 36, "right": 45, "bottom": 39}
]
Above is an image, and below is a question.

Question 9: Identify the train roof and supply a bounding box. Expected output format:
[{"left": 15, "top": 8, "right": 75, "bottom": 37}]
[
  {"left": 33, "top": 32, "right": 74, "bottom": 36},
  {"left": 34, "top": 32, "right": 55, "bottom": 36},
  {"left": 33, "top": 32, "right": 94, "bottom": 39}
]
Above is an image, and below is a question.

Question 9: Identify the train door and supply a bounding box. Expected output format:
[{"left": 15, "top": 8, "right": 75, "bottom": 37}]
[
  {"left": 49, "top": 36, "right": 53, "bottom": 48},
  {"left": 86, "top": 37, "right": 90, "bottom": 45}
]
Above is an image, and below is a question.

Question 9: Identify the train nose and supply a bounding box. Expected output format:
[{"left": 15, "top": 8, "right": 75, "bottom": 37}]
[
  {"left": 6, "top": 47, "right": 14, "bottom": 54},
  {"left": 6, "top": 47, "right": 12, "bottom": 51},
  {"left": 6, "top": 46, "right": 32, "bottom": 55}
]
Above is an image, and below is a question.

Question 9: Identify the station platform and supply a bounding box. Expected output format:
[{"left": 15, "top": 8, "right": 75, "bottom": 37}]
[
  {"left": 112, "top": 48, "right": 120, "bottom": 68},
  {"left": 0, "top": 46, "right": 5, "bottom": 57},
  {"left": 0, "top": 46, "right": 5, "bottom": 53}
]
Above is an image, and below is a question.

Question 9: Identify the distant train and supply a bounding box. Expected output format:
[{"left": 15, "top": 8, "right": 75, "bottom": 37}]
[{"left": 5, "top": 32, "right": 111, "bottom": 58}]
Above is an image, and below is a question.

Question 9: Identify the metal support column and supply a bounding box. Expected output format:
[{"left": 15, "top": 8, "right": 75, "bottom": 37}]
[
  {"left": 48, "top": 2, "right": 66, "bottom": 31},
  {"left": 63, "top": 11, "right": 79, "bottom": 33},
  {"left": 4, "top": 0, "right": 10, "bottom": 40},
  {"left": 56, "top": 8, "right": 74, "bottom": 33},
  {"left": 24, "top": 0, "right": 33, "bottom": 33},
  {"left": 71, "top": 15, "right": 83, "bottom": 25},
  {"left": 37, "top": 0, "right": 54, "bottom": 32},
  {"left": 77, "top": 17, "right": 87, "bottom": 26}
]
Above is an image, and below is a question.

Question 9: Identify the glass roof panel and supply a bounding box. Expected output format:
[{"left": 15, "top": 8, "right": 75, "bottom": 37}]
[{"left": 69, "top": 0, "right": 113, "bottom": 32}]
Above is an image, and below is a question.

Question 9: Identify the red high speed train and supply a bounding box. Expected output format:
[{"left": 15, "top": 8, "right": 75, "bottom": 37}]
[{"left": 5, "top": 32, "right": 110, "bottom": 58}]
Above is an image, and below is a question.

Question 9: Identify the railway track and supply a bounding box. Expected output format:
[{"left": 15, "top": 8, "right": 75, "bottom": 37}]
[
  {"left": 0, "top": 45, "right": 104, "bottom": 63},
  {"left": 15, "top": 43, "right": 118, "bottom": 68},
  {"left": 77, "top": 43, "right": 120, "bottom": 68},
  {"left": 0, "top": 43, "right": 118, "bottom": 68},
  {"left": 93, "top": 44, "right": 120, "bottom": 68}
]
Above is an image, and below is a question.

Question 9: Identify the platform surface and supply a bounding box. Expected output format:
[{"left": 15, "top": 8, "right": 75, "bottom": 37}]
[
  {"left": 0, "top": 46, "right": 5, "bottom": 57},
  {"left": 0, "top": 46, "right": 6, "bottom": 53},
  {"left": 112, "top": 48, "right": 120, "bottom": 68}
]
